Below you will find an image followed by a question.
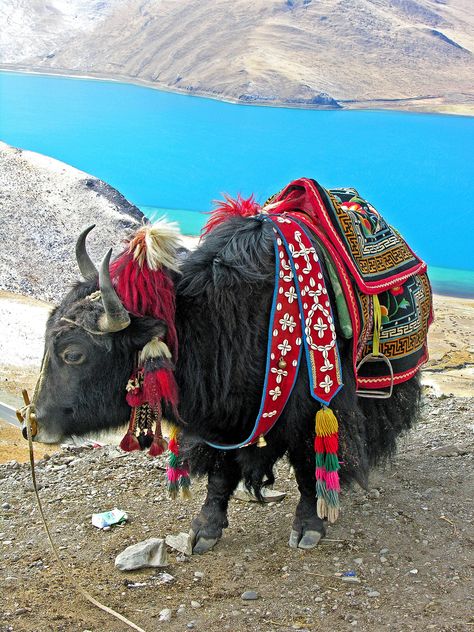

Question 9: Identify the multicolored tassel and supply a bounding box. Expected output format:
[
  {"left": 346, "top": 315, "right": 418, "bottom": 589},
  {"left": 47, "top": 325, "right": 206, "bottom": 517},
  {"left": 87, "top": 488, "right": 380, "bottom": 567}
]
[
  {"left": 166, "top": 424, "right": 191, "bottom": 499},
  {"left": 315, "top": 406, "right": 340, "bottom": 523},
  {"left": 121, "top": 338, "right": 179, "bottom": 458}
]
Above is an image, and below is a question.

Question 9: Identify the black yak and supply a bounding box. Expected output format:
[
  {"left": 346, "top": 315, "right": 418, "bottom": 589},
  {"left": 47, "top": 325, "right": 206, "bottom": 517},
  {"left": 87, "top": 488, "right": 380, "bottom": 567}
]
[{"left": 23, "top": 180, "right": 429, "bottom": 554}]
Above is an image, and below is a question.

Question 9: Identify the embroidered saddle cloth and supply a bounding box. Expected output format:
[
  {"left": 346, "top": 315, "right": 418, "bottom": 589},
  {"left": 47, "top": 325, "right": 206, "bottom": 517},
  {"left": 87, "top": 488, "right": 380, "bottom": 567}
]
[{"left": 266, "top": 178, "right": 433, "bottom": 392}]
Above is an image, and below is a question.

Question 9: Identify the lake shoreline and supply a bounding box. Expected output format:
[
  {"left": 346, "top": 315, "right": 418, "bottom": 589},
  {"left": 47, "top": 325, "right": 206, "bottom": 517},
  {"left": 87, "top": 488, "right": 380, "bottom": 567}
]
[{"left": 1, "top": 65, "right": 473, "bottom": 117}]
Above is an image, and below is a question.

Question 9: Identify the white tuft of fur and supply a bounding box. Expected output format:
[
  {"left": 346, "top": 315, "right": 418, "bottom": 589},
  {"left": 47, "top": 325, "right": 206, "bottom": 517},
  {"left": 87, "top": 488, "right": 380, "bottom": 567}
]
[
  {"left": 142, "top": 218, "right": 182, "bottom": 272},
  {"left": 139, "top": 337, "right": 172, "bottom": 364}
]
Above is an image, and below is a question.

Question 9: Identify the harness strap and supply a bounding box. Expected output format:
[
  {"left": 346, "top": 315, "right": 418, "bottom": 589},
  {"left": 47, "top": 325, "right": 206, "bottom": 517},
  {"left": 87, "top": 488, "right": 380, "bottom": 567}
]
[{"left": 205, "top": 214, "right": 343, "bottom": 450}]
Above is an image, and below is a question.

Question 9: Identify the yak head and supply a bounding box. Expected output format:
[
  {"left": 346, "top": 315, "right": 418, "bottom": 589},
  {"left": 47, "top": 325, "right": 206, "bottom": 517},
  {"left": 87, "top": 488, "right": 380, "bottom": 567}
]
[{"left": 27, "top": 226, "right": 166, "bottom": 444}]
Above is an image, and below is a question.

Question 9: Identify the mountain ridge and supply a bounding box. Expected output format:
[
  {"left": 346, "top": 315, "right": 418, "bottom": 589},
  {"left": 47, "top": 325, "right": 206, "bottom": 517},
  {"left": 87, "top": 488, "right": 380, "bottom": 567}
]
[{"left": 1, "top": 0, "right": 473, "bottom": 112}]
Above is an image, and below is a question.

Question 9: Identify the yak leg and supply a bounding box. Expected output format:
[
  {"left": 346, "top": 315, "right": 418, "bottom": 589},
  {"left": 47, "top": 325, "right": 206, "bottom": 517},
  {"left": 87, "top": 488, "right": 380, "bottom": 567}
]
[
  {"left": 190, "top": 451, "right": 240, "bottom": 554},
  {"left": 288, "top": 444, "right": 326, "bottom": 549}
]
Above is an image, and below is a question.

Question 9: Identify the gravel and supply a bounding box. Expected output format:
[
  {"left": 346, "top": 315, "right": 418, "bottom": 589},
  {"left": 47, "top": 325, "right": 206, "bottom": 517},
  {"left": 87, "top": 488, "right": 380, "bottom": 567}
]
[{"left": 0, "top": 393, "right": 472, "bottom": 631}]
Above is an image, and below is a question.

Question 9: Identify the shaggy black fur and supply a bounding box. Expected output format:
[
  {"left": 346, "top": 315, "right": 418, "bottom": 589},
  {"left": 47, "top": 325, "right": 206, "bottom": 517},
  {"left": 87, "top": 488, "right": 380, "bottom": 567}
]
[{"left": 37, "top": 214, "right": 421, "bottom": 551}]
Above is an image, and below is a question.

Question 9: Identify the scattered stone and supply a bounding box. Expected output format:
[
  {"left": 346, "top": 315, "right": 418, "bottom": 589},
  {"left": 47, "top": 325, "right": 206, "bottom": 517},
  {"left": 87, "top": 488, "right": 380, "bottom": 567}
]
[
  {"left": 14, "top": 608, "right": 30, "bottom": 615},
  {"left": 367, "top": 591, "right": 380, "bottom": 598},
  {"left": 409, "top": 568, "right": 419, "bottom": 575},
  {"left": 194, "top": 571, "right": 204, "bottom": 579},
  {"left": 24, "top": 481, "right": 42, "bottom": 492},
  {"left": 368, "top": 489, "right": 380, "bottom": 499},
  {"left": 190, "top": 601, "right": 201, "bottom": 609},
  {"left": 354, "top": 558, "right": 363, "bottom": 565},
  {"left": 241, "top": 590, "right": 259, "bottom": 600},
  {"left": 380, "top": 556, "right": 388, "bottom": 563},
  {"left": 2, "top": 503, "right": 11, "bottom": 510},
  {"left": 431, "top": 445, "right": 464, "bottom": 457},
  {"left": 166, "top": 532, "right": 193, "bottom": 556},
  {"left": 341, "top": 576, "right": 361, "bottom": 583},
  {"left": 150, "top": 572, "right": 175, "bottom": 585},
  {"left": 187, "top": 622, "right": 196, "bottom": 629},
  {"left": 379, "top": 548, "right": 389, "bottom": 555},
  {"left": 159, "top": 608, "right": 172, "bottom": 622},
  {"left": 115, "top": 538, "right": 168, "bottom": 571}
]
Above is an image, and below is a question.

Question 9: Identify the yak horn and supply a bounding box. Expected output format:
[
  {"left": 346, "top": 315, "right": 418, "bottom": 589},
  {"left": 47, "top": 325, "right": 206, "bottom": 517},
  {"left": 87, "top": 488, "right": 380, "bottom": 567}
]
[
  {"left": 98, "top": 249, "right": 131, "bottom": 332},
  {"left": 76, "top": 225, "right": 98, "bottom": 280}
]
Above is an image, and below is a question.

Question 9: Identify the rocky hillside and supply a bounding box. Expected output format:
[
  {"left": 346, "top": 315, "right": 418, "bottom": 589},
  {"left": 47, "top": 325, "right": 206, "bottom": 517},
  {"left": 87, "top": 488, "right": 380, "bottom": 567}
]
[
  {"left": 1, "top": 0, "right": 473, "bottom": 111},
  {"left": 0, "top": 142, "right": 144, "bottom": 303}
]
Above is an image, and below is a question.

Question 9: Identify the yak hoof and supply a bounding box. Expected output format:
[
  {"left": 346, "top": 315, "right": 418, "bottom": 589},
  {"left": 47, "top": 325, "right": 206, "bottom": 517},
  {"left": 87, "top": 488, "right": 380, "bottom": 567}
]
[
  {"left": 193, "top": 536, "right": 219, "bottom": 555},
  {"left": 298, "top": 530, "right": 323, "bottom": 549},
  {"left": 289, "top": 528, "right": 323, "bottom": 550}
]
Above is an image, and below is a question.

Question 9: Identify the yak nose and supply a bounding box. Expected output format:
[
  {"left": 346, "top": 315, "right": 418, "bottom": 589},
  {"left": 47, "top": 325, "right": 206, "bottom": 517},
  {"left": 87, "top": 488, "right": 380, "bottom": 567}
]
[{"left": 19, "top": 411, "right": 38, "bottom": 441}]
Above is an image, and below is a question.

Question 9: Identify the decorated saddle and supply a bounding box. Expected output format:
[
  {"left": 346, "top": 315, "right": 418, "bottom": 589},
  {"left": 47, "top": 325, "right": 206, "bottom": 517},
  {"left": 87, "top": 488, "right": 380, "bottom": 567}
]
[
  {"left": 265, "top": 179, "right": 433, "bottom": 394},
  {"left": 203, "top": 177, "right": 433, "bottom": 522}
]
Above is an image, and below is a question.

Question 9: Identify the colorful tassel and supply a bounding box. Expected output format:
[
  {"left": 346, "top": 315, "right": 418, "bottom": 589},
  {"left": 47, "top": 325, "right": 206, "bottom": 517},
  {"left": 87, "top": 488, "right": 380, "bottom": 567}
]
[
  {"left": 166, "top": 424, "right": 191, "bottom": 499},
  {"left": 315, "top": 406, "right": 340, "bottom": 523}
]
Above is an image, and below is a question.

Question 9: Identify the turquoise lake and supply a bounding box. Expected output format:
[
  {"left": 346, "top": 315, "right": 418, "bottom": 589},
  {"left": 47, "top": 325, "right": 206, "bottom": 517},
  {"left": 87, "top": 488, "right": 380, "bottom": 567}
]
[{"left": 0, "top": 71, "right": 473, "bottom": 296}]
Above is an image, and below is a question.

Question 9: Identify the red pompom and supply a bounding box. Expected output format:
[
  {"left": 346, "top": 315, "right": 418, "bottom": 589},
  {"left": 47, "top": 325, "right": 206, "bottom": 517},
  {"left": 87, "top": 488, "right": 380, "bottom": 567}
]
[
  {"left": 126, "top": 389, "right": 145, "bottom": 407},
  {"left": 120, "top": 432, "right": 140, "bottom": 452}
]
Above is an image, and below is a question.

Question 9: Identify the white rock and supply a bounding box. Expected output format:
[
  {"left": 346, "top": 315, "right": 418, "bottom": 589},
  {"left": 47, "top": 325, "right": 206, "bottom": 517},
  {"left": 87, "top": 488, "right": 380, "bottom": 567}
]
[
  {"left": 166, "top": 532, "right": 193, "bottom": 556},
  {"left": 115, "top": 538, "right": 168, "bottom": 571},
  {"left": 159, "top": 608, "right": 172, "bottom": 622}
]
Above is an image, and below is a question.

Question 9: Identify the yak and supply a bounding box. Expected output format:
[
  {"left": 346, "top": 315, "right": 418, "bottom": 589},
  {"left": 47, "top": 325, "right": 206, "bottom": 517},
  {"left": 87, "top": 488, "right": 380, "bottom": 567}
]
[{"left": 23, "top": 186, "right": 423, "bottom": 554}]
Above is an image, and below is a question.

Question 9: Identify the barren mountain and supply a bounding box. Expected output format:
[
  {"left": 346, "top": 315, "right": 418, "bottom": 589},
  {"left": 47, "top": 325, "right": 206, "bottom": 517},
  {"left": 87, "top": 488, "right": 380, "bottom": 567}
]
[{"left": 1, "top": 0, "right": 473, "bottom": 110}]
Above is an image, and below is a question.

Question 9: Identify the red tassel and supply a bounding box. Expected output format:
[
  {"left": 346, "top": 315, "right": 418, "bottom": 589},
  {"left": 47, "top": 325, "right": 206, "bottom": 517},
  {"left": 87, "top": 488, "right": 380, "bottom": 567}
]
[
  {"left": 315, "top": 435, "right": 324, "bottom": 452},
  {"left": 148, "top": 437, "right": 167, "bottom": 456},
  {"left": 110, "top": 252, "right": 177, "bottom": 359},
  {"left": 143, "top": 369, "right": 178, "bottom": 406},
  {"left": 323, "top": 433, "right": 338, "bottom": 453},
  {"left": 168, "top": 438, "right": 178, "bottom": 454},
  {"left": 120, "top": 432, "right": 140, "bottom": 452}
]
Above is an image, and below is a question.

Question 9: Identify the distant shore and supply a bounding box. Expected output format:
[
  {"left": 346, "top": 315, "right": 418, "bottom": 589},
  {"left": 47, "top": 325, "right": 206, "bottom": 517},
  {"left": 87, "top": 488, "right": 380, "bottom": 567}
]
[{"left": 1, "top": 66, "right": 473, "bottom": 117}]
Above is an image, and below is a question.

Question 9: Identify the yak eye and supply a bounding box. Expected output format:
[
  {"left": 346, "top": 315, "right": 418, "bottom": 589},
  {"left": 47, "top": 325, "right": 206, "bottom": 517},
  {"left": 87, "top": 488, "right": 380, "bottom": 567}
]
[{"left": 61, "top": 348, "right": 85, "bottom": 365}]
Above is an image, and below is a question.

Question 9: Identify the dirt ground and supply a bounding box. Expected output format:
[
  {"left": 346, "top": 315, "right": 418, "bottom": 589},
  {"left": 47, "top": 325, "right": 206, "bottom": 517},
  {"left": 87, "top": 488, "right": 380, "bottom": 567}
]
[
  {"left": 0, "top": 292, "right": 473, "bottom": 632},
  {"left": 1, "top": 393, "right": 473, "bottom": 632}
]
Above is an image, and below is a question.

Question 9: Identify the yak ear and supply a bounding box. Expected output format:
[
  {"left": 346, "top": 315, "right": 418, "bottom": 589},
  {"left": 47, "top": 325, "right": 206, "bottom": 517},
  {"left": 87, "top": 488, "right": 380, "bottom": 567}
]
[{"left": 126, "top": 317, "right": 168, "bottom": 350}]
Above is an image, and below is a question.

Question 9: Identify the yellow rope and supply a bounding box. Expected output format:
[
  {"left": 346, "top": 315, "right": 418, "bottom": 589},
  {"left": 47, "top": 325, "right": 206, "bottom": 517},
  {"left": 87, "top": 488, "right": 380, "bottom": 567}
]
[{"left": 372, "top": 294, "right": 382, "bottom": 356}]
